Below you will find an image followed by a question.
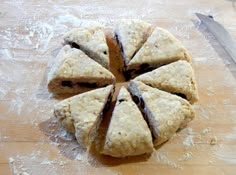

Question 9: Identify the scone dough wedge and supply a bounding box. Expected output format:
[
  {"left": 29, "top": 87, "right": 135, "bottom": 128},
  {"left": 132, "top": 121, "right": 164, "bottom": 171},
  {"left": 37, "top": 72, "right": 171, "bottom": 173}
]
[
  {"left": 134, "top": 60, "right": 199, "bottom": 104},
  {"left": 114, "top": 19, "right": 152, "bottom": 65},
  {"left": 63, "top": 26, "right": 110, "bottom": 69},
  {"left": 48, "top": 45, "right": 115, "bottom": 94},
  {"left": 102, "top": 87, "right": 154, "bottom": 157},
  {"left": 54, "top": 85, "right": 114, "bottom": 148},
  {"left": 127, "top": 27, "right": 192, "bottom": 77},
  {"left": 128, "top": 81, "right": 195, "bottom": 146}
]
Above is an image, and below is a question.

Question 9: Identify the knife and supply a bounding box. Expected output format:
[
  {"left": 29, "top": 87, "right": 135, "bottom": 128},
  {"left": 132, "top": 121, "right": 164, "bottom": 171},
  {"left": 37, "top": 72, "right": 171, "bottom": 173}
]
[{"left": 195, "top": 13, "right": 236, "bottom": 64}]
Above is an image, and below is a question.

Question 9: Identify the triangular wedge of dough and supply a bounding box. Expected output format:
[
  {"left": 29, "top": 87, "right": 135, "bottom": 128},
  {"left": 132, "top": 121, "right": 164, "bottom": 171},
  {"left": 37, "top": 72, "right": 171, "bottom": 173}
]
[
  {"left": 102, "top": 87, "right": 153, "bottom": 157},
  {"left": 48, "top": 45, "right": 115, "bottom": 94},
  {"left": 134, "top": 60, "right": 199, "bottom": 104},
  {"left": 63, "top": 26, "right": 110, "bottom": 69},
  {"left": 126, "top": 27, "right": 192, "bottom": 77},
  {"left": 54, "top": 85, "right": 114, "bottom": 148},
  {"left": 114, "top": 19, "right": 152, "bottom": 65},
  {"left": 128, "top": 81, "right": 195, "bottom": 146}
]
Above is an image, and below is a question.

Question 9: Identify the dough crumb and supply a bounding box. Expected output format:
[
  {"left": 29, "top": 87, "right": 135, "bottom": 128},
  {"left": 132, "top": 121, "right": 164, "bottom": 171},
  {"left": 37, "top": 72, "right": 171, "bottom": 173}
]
[
  {"left": 9, "top": 157, "right": 15, "bottom": 163},
  {"left": 208, "top": 160, "right": 214, "bottom": 164},
  {"left": 210, "top": 136, "right": 217, "bottom": 145},
  {"left": 201, "top": 127, "right": 211, "bottom": 135},
  {"left": 183, "top": 135, "right": 195, "bottom": 147},
  {"left": 178, "top": 152, "right": 193, "bottom": 161},
  {"left": 22, "top": 172, "right": 30, "bottom": 175}
]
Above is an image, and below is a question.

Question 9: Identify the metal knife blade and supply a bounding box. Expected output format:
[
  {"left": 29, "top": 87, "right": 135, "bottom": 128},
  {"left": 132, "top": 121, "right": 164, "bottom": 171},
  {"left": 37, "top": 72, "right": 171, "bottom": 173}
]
[{"left": 195, "top": 13, "right": 236, "bottom": 64}]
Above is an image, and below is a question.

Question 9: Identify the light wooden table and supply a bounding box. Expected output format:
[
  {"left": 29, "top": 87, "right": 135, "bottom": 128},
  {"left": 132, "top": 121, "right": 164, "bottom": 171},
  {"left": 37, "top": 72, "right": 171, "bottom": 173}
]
[{"left": 1, "top": 0, "right": 236, "bottom": 174}]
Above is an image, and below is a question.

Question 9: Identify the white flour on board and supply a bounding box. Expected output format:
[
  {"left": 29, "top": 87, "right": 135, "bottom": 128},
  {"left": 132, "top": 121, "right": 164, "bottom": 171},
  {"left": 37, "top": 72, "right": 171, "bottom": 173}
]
[
  {"left": 1, "top": 0, "right": 236, "bottom": 174},
  {"left": 178, "top": 152, "right": 193, "bottom": 161},
  {"left": 181, "top": 128, "right": 199, "bottom": 147},
  {"left": 8, "top": 97, "right": 24, "bottom": 115},
  {"left": 7, "top": 121, "right": 119, "bottom": 175},
  {"left": 8, "top": 152, "right": 119, "bottom": 175},
  {"left": 213, "top": 144, "right": 236, "bottom": 164},
  {"left": 201, "top": 127, "right": 211, "bottom": 135},
  {"left": 151, "top": 151, "right": 182, "bottom": 169},
  {"left": 0, "top": 88, "right": 7, "bottom": 100},
  {"left": 9, "top": 155, "right": 67, "bottom": 175},
  {"left": 183, "top": 135, "right": 195, "bottom": 147},
  {"left": 213, "top": 127, "right": 236, "bottom": 164},
  {"left": 194, "top": 105, "right": 210, "bottom": 120},
  {"left": 0, "top": 0, "right": 157, "bottom": 56}
]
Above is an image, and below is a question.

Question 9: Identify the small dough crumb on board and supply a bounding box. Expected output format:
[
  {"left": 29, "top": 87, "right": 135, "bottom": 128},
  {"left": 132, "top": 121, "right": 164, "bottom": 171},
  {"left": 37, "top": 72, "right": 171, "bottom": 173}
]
[{"left": 210, "top": 136, "right": 217, "bottom": 145}]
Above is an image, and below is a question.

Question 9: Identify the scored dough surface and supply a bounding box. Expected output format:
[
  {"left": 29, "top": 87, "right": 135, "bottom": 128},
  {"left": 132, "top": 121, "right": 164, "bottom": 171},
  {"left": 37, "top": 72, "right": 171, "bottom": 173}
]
[
  {"left": 128, "top": 80, "right": 195, "bottom": 146},
  {"left": 134, "top": 60, "right": 199, "bottom": 104},
  {"left": 64, "top": 26, "right": 110, "bottom": 69},
  {"left": 114, "top": 19, "right": 152, "bottom": 65},
  {"left": 48, "top": 45, "right": 115, "bottom": 94},
  {"left": 51, "top": 21, "right": 198, "bottom": 157},
  {"left": 102, "top": 87, "right": 154, "bottom": 157},
  {"left": 127, "top": 27, "right": 192, "bottom": 74},
  {"left": 54, "top": 85, "right": 114, "bottom": 148}
]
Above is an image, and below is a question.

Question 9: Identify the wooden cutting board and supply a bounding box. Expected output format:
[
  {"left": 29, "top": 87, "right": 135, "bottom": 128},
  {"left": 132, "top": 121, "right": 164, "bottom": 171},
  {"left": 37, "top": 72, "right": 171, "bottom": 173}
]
[{"left": 1, "top": 0, "right": 236, "bottom": 174}]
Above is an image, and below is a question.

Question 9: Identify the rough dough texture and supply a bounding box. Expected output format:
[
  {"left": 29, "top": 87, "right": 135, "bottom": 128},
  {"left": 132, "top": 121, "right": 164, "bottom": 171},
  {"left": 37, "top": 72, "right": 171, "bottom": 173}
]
[
  {"left": 50, "top": 22, "right": 198, "bottom": 157},
  {"left": 134, "top": 60, "right": 199, "bottom": 104},
  {"left": 48, "top": 45, "right": 115, "bottom": 94},
  {"left": 114, "top": 19, "right": 152, "bottom": 65},
  {"left": 102, "top": 87, "right": 154, "bottom": 157},
  {"left": 54, "top": 85, "right": 114, "bottom": 148},
  {"left": 63, "top": 26, "right": 110, "bottom": 69},
  {"left": 128, "top": 81, "right": 195, "bottom": 146},
  {"left": 127, "top": 27, "right": 192, "bottom": 75}
]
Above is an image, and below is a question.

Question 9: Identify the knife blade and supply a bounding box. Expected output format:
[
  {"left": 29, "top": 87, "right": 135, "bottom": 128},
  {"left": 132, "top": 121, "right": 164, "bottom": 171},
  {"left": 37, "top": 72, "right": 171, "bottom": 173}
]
[{"left": 195, "top": 13, "right": 236, "bottom": 64}]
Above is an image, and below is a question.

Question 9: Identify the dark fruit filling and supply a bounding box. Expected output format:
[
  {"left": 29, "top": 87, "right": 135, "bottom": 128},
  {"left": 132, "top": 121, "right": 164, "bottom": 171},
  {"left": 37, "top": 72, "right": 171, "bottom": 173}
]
[
  {"left": 118, "top": 99, "right": 126, "bottom": 103},
  {"left": 173, "top": 93, "right": 187, "bottom": 100},
  {"left": 124, "top": 64, "right": 154, "bottom": 80},
  {"left": 140, "top": 98, "right": 145, "bottom": 109},
  {"left": 123, "top": 69, "right": 131, "bottom": 81},
  {"left": 103, "top": 93, "right": 113, "bottom": 113},
  {"left": 140, "top": 63, "right": 150, "bottom": 70},
  {"left": 130, "top": 93, "right": 155, "bottom": 139},
  {"left": 77, "top": 82, "right": 97, "bottom": 88},
  {"left": 61, "top": 81, "right": 102, "bottom": 89},
  {"left": 130, "top": 94, "right": 145, "bottom": 109},
  {"left": 68, "top": 42, "right": 80, "bottom": 49},
  {"left": 115, "top": 33, "right": 124, "bottom": 53},
  {"left": 132, "top": 95, "right": 140, "bottom": 104},
  {"left": 61, "top": 81, "right": 73, "bottom": 87}
]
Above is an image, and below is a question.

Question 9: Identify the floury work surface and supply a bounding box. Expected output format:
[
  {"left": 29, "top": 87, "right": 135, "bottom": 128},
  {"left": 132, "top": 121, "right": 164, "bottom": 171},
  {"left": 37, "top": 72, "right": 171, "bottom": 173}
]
[{"left": 0, "top": 0, "right": 236, "bottom": 174}]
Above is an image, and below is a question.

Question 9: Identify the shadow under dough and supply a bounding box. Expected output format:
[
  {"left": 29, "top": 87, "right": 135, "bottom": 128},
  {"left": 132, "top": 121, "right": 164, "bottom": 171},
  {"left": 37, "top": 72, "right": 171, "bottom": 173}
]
[
  {"left": 38, "top": 100, "right": 152, "bottom": 167},
  {"left": 39, "top": 117, "right": 87, "bottom": 160}
]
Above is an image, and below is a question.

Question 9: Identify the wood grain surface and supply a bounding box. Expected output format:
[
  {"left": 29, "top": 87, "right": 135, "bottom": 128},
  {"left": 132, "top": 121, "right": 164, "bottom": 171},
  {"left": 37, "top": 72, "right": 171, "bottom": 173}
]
[{"left": 0, "top": 0, "right": 236, "bottom": 175}]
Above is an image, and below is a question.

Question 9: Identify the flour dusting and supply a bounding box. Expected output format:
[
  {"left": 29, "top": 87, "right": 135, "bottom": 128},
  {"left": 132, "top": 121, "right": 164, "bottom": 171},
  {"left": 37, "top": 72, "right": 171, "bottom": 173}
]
[
  {"left": 178, "top": 152, "right": 193, "bottom": 161},
  {"left": 213, "top": 145, "right": 236, "bottom": 164},
  {"left": 9, "top": 154, "right": 65, "bottom": 175},
  {"left": 152, "top": 151, "right": 182, "bottom": 169},
  {"left": 194, "top": 105, "right": 210, "bottom": 120},
  {"left": 8, "top": 150, "right": 118, "bottom": 175},
  {"left": 183, "top": 135, "right": 195, "bottom": 147},
  {"left": 226, "top": 127, "right": 236, "bottom": 140},
  {"left": 181, "top": 128, "right": 196, "bottom": 147},
  {"left": 213, "top": 127, "right": 236, "bottom": 164},
  {"left": 8, "top": 97, "right": 24, "bottom": 115},
  {"left": 201, "top": 127, "right": 211, "bottom": 135},
  {"left": 1, "top": 0, "right": 236, "bottom": 174}
]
